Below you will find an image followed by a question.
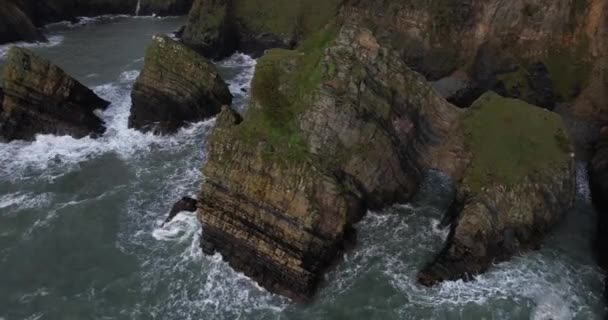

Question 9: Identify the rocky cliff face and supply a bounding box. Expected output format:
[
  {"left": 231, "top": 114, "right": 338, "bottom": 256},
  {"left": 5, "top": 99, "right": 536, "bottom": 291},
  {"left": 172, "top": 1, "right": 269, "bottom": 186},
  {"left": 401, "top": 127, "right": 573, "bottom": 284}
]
[
  {"left": 342, "top": 0, "right": 607, "bottom": 110},
  {"left": 184, "top": 0, "right": 606, "bottom": 114},
  {"left": 0, "top": 2, "right": 45, "bottom": 44},
  {"left": 0, "top": 47, "right": 109, "bottom": 141},
  {"left": 129, "top": 35, "right": 231, "bottom": 134},
  {"left": 198, "top": 19, "right": 576, "bottom": 300},
  {"left": 182, "top": 0, "right": 342, "bottom": 58}
]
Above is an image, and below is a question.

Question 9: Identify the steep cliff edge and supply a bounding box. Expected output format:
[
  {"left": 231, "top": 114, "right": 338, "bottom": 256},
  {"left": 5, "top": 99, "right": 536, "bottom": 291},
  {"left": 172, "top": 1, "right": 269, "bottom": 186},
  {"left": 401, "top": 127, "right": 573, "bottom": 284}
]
[
  {"left": 129, "top": 35, "right": 231, "bottom": 134},
  {"left": 182, "top": 0, "right": 342, "bottom": 58},
  {"left": 0, "top": 47, "right": 109, "bottom": 141}
]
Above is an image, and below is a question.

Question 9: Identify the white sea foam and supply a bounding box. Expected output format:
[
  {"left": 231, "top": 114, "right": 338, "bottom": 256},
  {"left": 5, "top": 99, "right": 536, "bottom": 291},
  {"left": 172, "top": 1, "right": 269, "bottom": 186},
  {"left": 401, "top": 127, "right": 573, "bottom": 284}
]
[
  {"left": 576, "top": 161, "right": 591, "bottom": 202},
  {"left": 0, "top": 36, "right": 64, "bottom": 60},
  {"left": 0, "top": 193, "right": 52, "bottom": 212}
]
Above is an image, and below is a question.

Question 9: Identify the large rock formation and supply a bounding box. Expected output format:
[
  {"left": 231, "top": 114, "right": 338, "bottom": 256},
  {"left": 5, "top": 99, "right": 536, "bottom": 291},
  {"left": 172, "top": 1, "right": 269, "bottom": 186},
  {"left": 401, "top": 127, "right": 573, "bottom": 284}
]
[
  {"left": 129, "top": 35, "right": 232, "bottom": 134},
  {"left": 198, "top": 21, "right": 578, "bottom": 300},
  {"left": 0, "top": 1, "right": 45, "bottom": 44},
  {"left": 182, "top": 0, "right": 342, "bottom": 58},
  {"left": 198, "top": 24, "right": 465, "bottom": 301},
  {"left": 418, "top": 93, "right": 576, "bottom": 285},
  {"left": 0, "top": 47, "right": 109, "bottom": 142}
]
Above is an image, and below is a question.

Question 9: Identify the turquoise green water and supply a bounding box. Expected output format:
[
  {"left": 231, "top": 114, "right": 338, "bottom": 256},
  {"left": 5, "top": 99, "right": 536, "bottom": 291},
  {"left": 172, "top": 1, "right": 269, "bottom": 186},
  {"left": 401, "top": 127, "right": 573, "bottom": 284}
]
[{"left": 0, "top": 16, "right": 605, "bottom": 320}]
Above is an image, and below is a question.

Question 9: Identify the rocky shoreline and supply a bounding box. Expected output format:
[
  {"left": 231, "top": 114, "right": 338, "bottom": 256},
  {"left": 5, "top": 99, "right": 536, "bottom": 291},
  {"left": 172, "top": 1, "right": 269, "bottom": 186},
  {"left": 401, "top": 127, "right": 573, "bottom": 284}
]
[{"left": 0, "top": 0, "right": 607, "bottom": 311}]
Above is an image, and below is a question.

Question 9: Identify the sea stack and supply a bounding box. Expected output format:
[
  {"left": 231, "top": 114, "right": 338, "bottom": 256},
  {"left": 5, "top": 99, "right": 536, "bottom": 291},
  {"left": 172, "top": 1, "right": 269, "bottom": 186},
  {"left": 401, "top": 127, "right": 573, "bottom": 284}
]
[
  {"left": 0, "top": 47, "right": 110, "bottom": 142},
  {"left": 129, "top": 35, "right": 232, "bottom": 134}
]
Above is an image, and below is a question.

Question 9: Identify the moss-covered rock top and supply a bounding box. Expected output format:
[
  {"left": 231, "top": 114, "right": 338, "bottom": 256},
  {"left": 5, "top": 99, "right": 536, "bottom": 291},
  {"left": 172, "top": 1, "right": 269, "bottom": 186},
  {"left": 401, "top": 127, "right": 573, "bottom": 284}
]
[
  {"left": 462, "top": 92, "right": 572, "bottom": 192},
  {"left": 128, "top": 34, "right": 231, "bottom": 134},
  {"left": 232, "top": 25, "right": 338, "bottom": 164}
]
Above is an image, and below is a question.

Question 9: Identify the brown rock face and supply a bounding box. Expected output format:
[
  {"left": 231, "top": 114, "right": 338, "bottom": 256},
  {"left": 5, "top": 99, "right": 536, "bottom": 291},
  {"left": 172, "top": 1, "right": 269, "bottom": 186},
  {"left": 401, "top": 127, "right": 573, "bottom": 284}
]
[
  {"left": 198, "top": 24, "right": 465, "bottom": 301},
  {"left": 0, "top": 47, "right": 110, "bottom": 142},
  {"left": 129, "top": 35, "right": 232, "bottom": 134}
]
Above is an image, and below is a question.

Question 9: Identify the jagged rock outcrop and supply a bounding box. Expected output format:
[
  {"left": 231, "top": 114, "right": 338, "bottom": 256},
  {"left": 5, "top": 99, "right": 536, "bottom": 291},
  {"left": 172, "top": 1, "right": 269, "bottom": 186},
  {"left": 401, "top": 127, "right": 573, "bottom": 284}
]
[
  {"left": 198, "top": 23, "right": 465, "bottom": 301},
  {"left": 0, "top": 47, "right": 109, "bottom": 142},
  {"left": 182, "top": 0, "right": 342, "bottom": 58},
  {"left": 0, "top": 1, "right": 45, "bottom": 44},
  {"left": 418, "top": 92, "right": 576, "bottom": 285},
  {"left": 129, "top": 35, "right": 232, "bottom": 134}
]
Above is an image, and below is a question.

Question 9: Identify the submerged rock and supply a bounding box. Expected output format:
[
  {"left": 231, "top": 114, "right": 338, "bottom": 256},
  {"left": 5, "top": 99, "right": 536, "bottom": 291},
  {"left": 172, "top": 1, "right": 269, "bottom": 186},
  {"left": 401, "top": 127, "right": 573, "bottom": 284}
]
[
  {"left": 0, "top": 1, "right": 46, "bottom": 45},
  {"left": 129, "top": 35, "right": 232, "bottom": 134},
  {"left": 0, "top": 47, "right": 110, "bottom": 142},
  {"left": 198, "top": 24, "right": 465, "bottom": 301},
  {"left": 162, "top": 196, "right": 198, "bottom": 227},
  {"left": 419, "top": 92, "right": 576, "bottom": 285}
]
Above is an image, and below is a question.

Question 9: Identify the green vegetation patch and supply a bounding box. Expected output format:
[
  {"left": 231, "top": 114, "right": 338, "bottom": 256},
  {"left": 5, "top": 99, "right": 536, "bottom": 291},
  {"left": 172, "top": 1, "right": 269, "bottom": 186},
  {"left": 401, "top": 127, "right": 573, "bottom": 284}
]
[
  {"left": 462, "top": 92, "right": 572, "bottom": 192},
  {"left": 234, "top": 24, "right": 338, "bottom": 164},
  {"left": 233, "top": 0, "right": 341, "bottom": 39}
]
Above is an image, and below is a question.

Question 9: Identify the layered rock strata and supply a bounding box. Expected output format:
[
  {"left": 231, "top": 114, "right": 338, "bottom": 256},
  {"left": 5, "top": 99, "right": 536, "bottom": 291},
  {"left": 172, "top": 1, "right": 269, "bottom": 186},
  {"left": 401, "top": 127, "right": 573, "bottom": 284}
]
[
  {"left": 129, "top": 35, "right": 232, "bottom": 134},
  {"left": 0, "top": 47, "right": 109, "bottom": 142}
]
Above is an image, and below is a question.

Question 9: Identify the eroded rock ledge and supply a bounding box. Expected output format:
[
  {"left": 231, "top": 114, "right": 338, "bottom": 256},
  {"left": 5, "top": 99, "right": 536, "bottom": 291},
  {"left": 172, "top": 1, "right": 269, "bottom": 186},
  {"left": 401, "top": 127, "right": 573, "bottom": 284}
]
[{"left": 0, "top": 47, "right": 109, "bottom": 142}]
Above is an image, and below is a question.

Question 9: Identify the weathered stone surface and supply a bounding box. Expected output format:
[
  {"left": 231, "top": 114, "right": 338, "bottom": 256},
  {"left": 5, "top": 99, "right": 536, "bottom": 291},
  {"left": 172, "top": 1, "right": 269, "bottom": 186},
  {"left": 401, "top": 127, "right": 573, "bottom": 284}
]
[
  {"left": 418, "top": 92, "right": 576, "bottom": 285},
  {"left": 182, "top": 0, "right": 342, "bottom": 58},
  {"left": 198, "top": 24, "right": 465, "bottom": 301},
  {"left": 0, "top": 47, "right": 109, "bottom": 142},
  {"left": 129, "top": 35, "right": 232, "bottom": 134},
  {"left": 0, "top": 1, "right": 45, "bottom": 45}
]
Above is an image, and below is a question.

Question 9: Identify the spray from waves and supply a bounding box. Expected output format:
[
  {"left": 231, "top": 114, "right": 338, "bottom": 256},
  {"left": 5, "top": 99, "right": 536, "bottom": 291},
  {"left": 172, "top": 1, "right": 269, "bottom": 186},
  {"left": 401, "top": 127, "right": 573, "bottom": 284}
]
[
  {"left": 0, "top": 36, "right": 64, "bottom": 60},
  {"left": 576, "top": 161, "right": 592, "bottom": 202},
  {"left": 135, "top": 0, "right": 142, "bottom": 16},
  {"left": 317, "top": 205, "right": 604, "bottom": 319},
  {"left": 216, "top": 53, "right": 257, "bottom": 113},
  {"left": 0, "top": 69, "right": 220, "bottom": 182}
]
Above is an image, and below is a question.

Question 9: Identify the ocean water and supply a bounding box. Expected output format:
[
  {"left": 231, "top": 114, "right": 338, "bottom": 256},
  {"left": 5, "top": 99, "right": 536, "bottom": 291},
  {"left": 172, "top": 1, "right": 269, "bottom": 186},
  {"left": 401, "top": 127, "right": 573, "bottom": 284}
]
[{"left": 0, "top": 16, "right": 605, "bottom": 320}]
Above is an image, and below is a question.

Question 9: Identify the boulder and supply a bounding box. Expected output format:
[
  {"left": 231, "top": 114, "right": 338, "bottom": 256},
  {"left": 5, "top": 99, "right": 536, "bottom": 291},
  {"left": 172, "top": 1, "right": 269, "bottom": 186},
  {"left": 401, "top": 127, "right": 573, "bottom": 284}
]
[
  {"left": 0, "top": 1, "right": 45, "bottom": 45},
  {"left": 0, "top": 47, "right": 110, "bottom": 142},
  {"left": 128, "top": 35, "right": 232, "bottom": 134},
  {"left": 198, "top": 24, "right": 465, "bottom": 301},
  {"left": 418, "top": 92, "right": 576, "bottom": 285}
]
